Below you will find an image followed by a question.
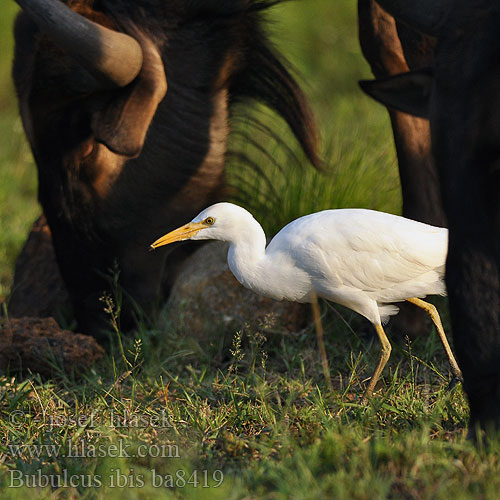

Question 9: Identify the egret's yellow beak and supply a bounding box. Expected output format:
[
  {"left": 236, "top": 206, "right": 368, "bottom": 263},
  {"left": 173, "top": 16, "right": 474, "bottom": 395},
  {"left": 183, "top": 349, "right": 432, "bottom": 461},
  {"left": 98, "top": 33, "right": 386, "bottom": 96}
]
[{"left": 150, "top": 222, "right": 206, "bottom": 249}]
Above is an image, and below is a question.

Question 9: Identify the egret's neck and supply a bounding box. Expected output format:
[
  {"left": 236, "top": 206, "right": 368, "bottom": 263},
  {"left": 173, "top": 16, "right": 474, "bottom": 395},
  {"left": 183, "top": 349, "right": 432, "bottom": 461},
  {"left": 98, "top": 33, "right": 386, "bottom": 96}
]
[{"left": 226, "top": 218, "right": 267, "bottom": 291}]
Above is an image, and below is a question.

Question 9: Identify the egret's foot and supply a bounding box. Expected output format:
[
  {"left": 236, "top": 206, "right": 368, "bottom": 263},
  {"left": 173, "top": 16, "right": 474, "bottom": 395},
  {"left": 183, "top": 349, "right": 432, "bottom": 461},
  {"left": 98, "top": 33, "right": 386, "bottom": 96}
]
[
  {"left": 360, "top": 388, "right": 372, "bottom": 406},
  {"left": 360, "top": 385, "right": 382, "bottom": 405},
  {"left": 452, "top": 368, "right": 464, "bottom": 384}
]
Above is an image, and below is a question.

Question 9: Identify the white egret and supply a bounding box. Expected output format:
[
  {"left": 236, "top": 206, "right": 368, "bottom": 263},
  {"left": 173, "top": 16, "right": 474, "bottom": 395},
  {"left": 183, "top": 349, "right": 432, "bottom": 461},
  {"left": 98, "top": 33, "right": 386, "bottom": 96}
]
[{"left": 151, "top": 202, "right": 462, "bottom": 396}]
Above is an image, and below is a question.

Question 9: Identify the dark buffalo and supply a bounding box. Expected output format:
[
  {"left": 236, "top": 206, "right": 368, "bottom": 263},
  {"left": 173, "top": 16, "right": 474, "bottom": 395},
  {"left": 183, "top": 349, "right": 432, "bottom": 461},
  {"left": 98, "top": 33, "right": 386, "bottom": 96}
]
[
  {"left": 358, "top": 0, "right": 442, "bottom": 226},
  {"left": 12, "top": 0, "right": 319, "bottom": 337},
  {"left": 360, "top": 0, "right": 500, "bottom": 433},
  {"left": 358, "top": 0, "right": 443, "bottom": 337}
]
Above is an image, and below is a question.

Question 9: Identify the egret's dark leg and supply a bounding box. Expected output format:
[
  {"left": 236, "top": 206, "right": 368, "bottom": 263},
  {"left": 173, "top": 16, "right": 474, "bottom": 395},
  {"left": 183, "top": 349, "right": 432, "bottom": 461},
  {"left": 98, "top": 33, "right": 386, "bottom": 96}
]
[
  {"left": 365, "top": 323, "right": 392, "bottom": 398},
  {"left": 406, "top": 297, "right": 463, "bottom": 381}
]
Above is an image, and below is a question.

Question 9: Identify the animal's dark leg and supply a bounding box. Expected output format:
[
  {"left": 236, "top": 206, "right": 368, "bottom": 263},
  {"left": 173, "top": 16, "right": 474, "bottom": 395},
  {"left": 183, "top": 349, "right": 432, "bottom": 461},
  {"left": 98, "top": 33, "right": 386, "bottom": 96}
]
[{"left": 446, "top": 243, "right": 500, "bottom": 435}]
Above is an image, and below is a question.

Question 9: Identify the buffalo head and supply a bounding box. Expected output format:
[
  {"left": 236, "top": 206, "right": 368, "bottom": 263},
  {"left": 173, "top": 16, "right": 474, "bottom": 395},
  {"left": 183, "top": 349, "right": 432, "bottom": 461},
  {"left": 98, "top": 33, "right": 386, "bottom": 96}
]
[{"left": 12, "top": 0, "right": 319, "bottom": 337}]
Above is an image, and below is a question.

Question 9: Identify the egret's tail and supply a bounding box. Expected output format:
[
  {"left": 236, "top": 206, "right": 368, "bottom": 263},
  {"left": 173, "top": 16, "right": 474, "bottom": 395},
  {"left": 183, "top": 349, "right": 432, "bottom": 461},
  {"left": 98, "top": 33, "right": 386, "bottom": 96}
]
[{"left": 379, "top": 304, "right": 400, "bottom": 324}]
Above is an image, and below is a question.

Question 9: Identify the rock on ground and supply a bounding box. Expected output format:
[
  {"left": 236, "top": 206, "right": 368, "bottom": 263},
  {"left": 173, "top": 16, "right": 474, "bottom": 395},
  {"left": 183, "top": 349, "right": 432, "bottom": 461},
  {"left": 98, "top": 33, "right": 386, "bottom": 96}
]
[
  {"left": 165, "top": 242, "right": 308, "bottom": 340},
  {"left": 0, "top": 317, "right": 104, "bottom": 376}
]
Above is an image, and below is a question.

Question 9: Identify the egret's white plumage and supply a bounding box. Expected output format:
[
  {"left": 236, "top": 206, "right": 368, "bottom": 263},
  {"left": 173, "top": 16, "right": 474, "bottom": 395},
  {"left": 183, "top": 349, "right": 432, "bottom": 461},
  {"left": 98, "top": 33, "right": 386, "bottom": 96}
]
[
  {"left": 153, "top": 203, "right": 446, "bottom": 323},
  {"left": 151, "top": 202, "right": 462, "bottom": 394}
]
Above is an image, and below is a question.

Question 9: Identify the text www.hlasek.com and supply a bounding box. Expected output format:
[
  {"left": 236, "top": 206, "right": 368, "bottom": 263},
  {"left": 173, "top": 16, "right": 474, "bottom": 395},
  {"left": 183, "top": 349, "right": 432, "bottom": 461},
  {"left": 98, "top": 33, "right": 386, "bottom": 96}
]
[{"left": 8, "top": 440, "right": 180, "bottom": 459}]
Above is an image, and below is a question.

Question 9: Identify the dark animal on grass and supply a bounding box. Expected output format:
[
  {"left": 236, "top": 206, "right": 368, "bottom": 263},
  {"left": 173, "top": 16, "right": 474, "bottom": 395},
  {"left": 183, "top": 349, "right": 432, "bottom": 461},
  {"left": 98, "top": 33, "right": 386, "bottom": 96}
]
[
  {"left": 358, "top": 0, "right": 442, "bottom": 337},
  {"left": 12, "top": 0, "right": 319, "bottom": 338},
  {"left": 358, "top": 0, "right": 441, "bottom": 227},
  {"left": 359, "top": 0, "right": 500, "bottom": 434}
]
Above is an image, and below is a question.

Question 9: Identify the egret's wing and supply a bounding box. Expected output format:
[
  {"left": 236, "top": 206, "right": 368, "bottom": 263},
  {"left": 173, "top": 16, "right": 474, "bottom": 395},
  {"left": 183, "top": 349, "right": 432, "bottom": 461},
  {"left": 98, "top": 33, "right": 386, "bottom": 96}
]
[{"left": 267, "top": 209, "right": 447, "bottom": 293}]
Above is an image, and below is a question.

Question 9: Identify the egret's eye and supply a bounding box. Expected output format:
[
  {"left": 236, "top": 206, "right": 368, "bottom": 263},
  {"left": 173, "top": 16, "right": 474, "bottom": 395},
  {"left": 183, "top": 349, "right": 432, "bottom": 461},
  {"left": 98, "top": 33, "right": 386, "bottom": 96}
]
[{"left": 204, "top": 217, "right": 215, "bottom": 226}]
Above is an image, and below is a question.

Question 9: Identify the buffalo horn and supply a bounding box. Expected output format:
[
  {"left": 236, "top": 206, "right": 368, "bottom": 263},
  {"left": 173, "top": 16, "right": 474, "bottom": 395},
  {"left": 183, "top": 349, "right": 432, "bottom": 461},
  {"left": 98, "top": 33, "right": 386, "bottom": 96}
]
[
  {"left": 375, "top": 0, "right": 451, "bottom": 36},
  {"left": 15, "top": 0, "right": 143, "bottom": 88}
]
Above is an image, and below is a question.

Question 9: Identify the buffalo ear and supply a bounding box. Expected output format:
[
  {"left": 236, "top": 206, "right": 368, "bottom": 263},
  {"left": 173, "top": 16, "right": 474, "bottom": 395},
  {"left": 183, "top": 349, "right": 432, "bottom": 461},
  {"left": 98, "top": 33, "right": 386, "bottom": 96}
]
[
  {"left": 359, "top": 70, "right": 433, "bottom": 119},
  {"left": 91, "top": 37, "right": 167, "bottom": 158}
]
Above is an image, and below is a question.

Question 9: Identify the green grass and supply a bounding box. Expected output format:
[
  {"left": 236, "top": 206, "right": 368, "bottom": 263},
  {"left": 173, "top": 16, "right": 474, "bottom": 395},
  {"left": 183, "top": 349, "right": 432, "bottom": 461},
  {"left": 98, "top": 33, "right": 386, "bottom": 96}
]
[
  {"left": 1, "top": 1, "right": 498, "bottom": 499},
  {"left": 1, "top": 308, "right": 497, "bottom": 499},
  {"left": 0, "top": 3, "right": 38, "bottom": 299}
]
